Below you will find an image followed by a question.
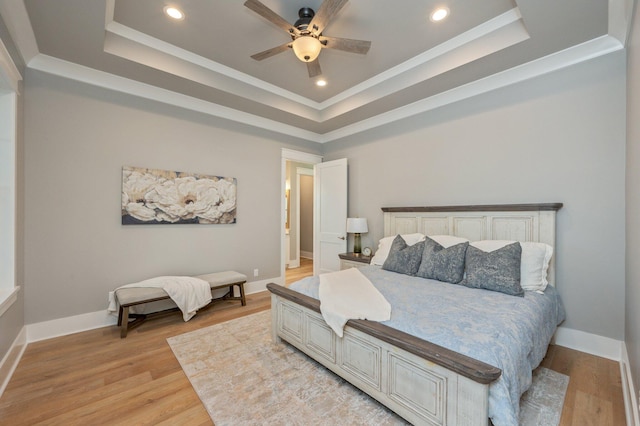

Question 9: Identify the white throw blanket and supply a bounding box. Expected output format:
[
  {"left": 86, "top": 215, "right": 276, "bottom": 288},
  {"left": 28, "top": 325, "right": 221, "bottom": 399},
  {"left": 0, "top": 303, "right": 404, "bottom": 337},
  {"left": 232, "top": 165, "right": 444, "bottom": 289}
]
[
  {"left": 319, "top": 268, "right": 391, "bottom": 337},
  {"left": 107, "top": 276, "right": 212, "bottom": 321}
]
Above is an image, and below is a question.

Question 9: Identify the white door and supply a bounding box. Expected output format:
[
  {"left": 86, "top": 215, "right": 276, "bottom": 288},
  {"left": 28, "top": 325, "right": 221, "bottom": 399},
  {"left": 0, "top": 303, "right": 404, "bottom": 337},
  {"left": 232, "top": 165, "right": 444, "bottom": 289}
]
[{"left": 314, "top": 158, "right": 348, "bottom": 275}]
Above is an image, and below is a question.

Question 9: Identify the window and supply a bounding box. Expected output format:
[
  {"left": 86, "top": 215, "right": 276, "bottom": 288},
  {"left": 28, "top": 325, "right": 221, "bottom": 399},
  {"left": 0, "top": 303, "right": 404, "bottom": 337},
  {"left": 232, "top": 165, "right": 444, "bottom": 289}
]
[{"left": 0, "top": 38, "right": 21, "bottom": 316}]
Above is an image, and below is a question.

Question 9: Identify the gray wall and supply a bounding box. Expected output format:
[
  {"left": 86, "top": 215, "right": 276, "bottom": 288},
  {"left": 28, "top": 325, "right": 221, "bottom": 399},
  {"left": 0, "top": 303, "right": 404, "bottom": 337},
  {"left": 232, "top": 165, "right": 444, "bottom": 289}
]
[
  {"left": 22, "top": 69, "right": 320, "bottom": 324},
  {"left": 626, "top": 0, "right": 640, "bottom": 404},
  {"left": 0, "top": 16, "right": 25, "bottom": 368},
  {"left": 324, "top": 51, "right": 627, "bottom": 340}
]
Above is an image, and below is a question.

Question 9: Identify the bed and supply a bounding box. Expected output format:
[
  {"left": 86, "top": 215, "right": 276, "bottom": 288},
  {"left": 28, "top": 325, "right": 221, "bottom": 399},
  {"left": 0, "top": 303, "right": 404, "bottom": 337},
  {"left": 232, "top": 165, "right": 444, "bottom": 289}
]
[{"left": 267, "top": 203, "right": 564, "bottom": 426}]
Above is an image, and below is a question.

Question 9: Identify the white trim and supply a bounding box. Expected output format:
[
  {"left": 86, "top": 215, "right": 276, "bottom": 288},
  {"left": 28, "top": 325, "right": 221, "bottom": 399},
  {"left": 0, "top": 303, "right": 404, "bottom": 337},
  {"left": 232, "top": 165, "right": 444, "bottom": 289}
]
[
  {"left": 281, "top": 149, "right": 322, "bottom": 164},
  {"left": 318, "top": 8, "right": 527, "bottom": 113},
  {"left": 319, "top": 34, "right": 624, "bottom": 143},
  {"left": 0, "top": 326, "right": 26, "bottom": 398},
  {"left": 0, "top": 286, "right": 19, "bottom": 317},
  {"left": 25, "top": 279, "right": 276, "bottom": 343},
  {"left": 242, "top": 278, "right": 277, "bottom": 297},
  {"left": 300, "top": 251, "right": 314, "bottom": 259},
  {"left": 281, "top": 150, "right": 322, "bottom": 282},
  {"left": 287, "top": 259, "right": 300, "bottom": 269},
  {"left": 554, "top": 326, "right": 622, "bottom": 361},
  {"left": 0, "top": 0, "right": 632, "bottom": 143},
  {"left": 0, "top": 84, "right": 18, "bottom": 315},
  {"left": 295, "top": 167, "right": 314, "bottom": 268},
  {"left": 28, "top": 54, "right": 322, "bottom": 142},
  {"left": 0, "top": 0, "right": 39, "bottom": 65},
  {"left": 22, "top": 34, "right": 623, "bottom": 144},
  {"left": 105, "top": 21, "right": 319, "bottom": 112},
  {"left": 622, "top": 342, "right": 640, "bottom": 426},
  {"left": 26, "top": 310, "right": 118, "bottom": 343},
  {"left": 0, "top": 38, "right": 22, "bottom": 93},
  {"left": 608, "top": 0, "right": 637, "bottom": 46}
]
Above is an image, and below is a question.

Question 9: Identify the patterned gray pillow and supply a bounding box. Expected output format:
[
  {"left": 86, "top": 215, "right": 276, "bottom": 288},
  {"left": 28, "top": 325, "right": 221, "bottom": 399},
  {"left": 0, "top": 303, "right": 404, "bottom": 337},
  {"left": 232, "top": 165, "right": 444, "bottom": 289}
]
[
  {"left": 462, "top": 242, "right": 524, "bottom": 296},
  {"left": 416, "top": 237, "right": 468, "bottom": 283},
  {"left": 382, "top": 235, "right": 425, "bottom": 276}
]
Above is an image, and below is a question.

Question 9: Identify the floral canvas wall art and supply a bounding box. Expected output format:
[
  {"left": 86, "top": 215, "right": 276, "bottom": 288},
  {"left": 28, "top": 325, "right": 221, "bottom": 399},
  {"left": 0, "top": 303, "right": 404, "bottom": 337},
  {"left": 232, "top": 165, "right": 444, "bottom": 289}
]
[{"left": 121, "top": 166, "right": 237, "bottom": 225}]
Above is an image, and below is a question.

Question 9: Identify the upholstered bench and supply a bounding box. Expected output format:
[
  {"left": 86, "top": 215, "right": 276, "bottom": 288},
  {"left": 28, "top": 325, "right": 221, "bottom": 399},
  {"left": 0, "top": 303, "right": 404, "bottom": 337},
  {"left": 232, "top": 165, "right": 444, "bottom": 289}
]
[{"left": 115, "top": 271, "right": 247, "bottom": 338}]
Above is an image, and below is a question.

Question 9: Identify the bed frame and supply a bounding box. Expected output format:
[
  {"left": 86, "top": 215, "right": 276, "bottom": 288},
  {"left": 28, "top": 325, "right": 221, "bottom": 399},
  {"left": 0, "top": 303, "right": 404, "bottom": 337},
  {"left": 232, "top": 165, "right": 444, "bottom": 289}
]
[{"left": 267, "top": 203, "right": 562, "bottom": 426}]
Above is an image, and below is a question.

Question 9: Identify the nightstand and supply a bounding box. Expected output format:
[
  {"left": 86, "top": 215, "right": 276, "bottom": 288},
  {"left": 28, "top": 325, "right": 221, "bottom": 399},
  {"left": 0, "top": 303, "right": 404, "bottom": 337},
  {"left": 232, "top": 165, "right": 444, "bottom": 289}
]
[{"left": 339, "top": 252, "right": 372, "bottom": 270}]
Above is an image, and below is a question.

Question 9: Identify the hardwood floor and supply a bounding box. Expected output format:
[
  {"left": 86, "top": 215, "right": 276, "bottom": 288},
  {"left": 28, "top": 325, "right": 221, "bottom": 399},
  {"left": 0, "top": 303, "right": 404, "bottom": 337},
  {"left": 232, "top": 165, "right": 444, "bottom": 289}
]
[
  {"left": 285, "top": 257, "right": 313, "bottom": 285},
  {"left": 0, "top": 284, "right": 626, "bottom": 425}
]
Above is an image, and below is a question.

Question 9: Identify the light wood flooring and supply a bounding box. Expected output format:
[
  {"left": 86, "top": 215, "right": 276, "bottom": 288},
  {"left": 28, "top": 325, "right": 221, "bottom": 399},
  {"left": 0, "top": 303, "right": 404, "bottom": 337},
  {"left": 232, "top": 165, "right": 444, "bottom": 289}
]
[
  {"left": 0, "top": 280, "right": 626, "bottom": 425},
  {"left": 285, "top": 257, "right": 313, "bottom": 285}
]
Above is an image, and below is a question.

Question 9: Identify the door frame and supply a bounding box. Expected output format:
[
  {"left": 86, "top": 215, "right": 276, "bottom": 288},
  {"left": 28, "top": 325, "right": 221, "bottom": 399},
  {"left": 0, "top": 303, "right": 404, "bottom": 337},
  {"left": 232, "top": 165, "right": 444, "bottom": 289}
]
[
  {"left": 281, "top": 149, "right": 322, "bottom": 283},
  {"left": 295, "top": 167, "right": 314, "bottom": 266}
]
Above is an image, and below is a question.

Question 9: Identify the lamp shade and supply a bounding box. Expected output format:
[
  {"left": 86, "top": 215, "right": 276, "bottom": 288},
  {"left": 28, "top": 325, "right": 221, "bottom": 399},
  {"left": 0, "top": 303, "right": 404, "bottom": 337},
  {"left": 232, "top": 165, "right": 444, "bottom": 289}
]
[
  {"left": 346, "top": 218, "right": 368, "bottom": 234},
  {"left": 292, "top": 36, "right": 322, "bottom": 62}
]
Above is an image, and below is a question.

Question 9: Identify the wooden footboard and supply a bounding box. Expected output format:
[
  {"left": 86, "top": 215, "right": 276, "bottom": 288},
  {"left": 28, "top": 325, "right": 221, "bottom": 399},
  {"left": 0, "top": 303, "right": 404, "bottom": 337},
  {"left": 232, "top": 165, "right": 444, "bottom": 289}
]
[{"left": 267, "top": 283, "right": 501, "bottom": 426}]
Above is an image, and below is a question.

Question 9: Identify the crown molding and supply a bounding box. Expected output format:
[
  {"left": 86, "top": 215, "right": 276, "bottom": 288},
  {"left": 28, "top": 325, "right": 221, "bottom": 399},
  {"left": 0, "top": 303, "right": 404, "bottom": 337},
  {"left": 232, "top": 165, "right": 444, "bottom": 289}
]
[
  {"left": 318, "top": 34, "right": 623, "bottom": 143},
  {"left": 28, "top": 31, "right": 623, "bottom": 145},
  {"left": 104, "top": 5, "right": 528, "bottom": 126},
  {"left": 0, "top": 0, "right": 38, "bottom": 65},
  {"left": 1, "top": 0, "right": 629, "bottom": 143},
  {"left": 0, "top": 38, "right": 21, "bottom": 93},
  {"left": 28, "top": 54, "right": 323, "bottom": 142}
]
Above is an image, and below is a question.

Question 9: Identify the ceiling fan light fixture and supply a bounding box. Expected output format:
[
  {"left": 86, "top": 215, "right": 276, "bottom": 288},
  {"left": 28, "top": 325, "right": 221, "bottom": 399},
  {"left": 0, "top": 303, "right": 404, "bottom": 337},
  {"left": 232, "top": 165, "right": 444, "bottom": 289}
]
[{"left": 292, "top": 36, "right": 322, "bottom": 62}]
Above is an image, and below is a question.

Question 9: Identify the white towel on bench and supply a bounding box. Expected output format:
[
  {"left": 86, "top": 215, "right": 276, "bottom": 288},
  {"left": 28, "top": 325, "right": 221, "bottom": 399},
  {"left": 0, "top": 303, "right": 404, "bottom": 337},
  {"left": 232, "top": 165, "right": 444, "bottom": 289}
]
[
  {"left": 108, "top": 276, "right": 212, "bottom": 321},
  {"left": 319, "top": 268, "right": 391, "bottom": 337}
]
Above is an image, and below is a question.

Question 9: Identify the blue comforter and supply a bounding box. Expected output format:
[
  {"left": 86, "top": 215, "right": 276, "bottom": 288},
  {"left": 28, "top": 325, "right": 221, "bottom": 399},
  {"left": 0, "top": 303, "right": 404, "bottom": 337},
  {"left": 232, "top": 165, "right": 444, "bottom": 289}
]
[{"left": 290, "top": 265, "right": 565, "bottom": 426}]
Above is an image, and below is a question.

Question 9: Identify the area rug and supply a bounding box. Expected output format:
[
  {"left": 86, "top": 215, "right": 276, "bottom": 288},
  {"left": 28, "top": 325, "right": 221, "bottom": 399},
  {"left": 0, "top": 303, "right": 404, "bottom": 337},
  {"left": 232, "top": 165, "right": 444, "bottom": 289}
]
[{"left": 167, "top": 310, "right": 568, "bottom": 426}]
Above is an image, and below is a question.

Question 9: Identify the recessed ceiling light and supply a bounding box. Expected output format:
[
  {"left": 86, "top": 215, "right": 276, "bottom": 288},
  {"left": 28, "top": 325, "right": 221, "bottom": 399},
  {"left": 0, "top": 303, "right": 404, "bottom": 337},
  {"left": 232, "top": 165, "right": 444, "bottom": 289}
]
[
  {"left": 430, "top": 7, "right": 449, "bottom": 22},
  {"left": 316, "top": 79, "right": 327, "bottom": 87},
  {"left": 164, "top": 6, "right": 185, "bottom": 20}
]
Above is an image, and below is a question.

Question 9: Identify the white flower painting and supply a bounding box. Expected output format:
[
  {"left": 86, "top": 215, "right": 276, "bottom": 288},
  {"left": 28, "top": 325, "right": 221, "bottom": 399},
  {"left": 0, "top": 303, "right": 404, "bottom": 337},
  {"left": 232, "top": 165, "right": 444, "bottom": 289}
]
[{"left": 121, "top": 166, "right": 237, "bottom": 225}]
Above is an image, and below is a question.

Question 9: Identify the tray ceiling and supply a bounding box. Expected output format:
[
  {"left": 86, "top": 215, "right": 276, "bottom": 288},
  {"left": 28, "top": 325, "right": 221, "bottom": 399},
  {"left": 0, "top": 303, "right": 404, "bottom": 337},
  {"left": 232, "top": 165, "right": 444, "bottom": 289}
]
[{"left": 0, "top": 0, "right": 631, "bottom": 143}]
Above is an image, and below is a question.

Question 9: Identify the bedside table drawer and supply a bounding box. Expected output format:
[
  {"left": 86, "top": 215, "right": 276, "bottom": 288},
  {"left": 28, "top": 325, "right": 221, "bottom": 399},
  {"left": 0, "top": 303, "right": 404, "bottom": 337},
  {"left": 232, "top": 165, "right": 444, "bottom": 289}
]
[
  {"left": 338, "top": 253, "right": 372, "bottom": 270},
  {"left": 340, "top": 259, "right": 369, "bottom": 270}
]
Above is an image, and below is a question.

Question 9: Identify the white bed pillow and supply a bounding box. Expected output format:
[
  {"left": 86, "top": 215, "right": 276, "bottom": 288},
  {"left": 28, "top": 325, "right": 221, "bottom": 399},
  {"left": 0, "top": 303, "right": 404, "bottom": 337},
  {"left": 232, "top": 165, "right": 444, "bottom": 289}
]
[
  {"left": 469, "top": 240, "right": 553, "bottom": 291},
  {"left": 428, "top": 235, "right": 471, "bottom": 248},
  {"left": 370, "top": 234, "right": 470, "bottom": 266},
  {"left": 370, "top": 233, "right": 425, "bottom": 266}
]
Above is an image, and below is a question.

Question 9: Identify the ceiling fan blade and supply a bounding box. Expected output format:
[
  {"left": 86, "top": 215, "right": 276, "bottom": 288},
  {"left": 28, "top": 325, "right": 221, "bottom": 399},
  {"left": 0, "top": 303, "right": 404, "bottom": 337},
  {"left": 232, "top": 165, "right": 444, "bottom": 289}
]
[
  {"left": 244, "top": 0, "right": 299, "bottom": 37},
  {"left": 307, "top": 59, "right": 322, "bottom": 78},
  {"left": 319, "top": 36, "right": 371, "bottom": 54},
  {"left": 309, "top": 0, "right": 349, "bottom": 35},
  {"left": 250, "top": 42, "right": 292, "bottom": 61}
]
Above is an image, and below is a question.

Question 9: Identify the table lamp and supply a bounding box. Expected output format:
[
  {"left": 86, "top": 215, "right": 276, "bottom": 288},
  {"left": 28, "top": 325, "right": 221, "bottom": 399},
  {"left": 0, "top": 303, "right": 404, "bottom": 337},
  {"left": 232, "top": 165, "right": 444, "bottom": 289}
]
[{"left": 346, "top": 218, "right": 368, "bottom": 255}]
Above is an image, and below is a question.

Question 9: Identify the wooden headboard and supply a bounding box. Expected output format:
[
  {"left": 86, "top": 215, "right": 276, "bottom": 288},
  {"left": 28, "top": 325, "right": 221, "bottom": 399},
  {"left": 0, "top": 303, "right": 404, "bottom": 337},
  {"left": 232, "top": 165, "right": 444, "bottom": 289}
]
[{"left": 382, "top": 203, "right": 563, "bottom": 285}]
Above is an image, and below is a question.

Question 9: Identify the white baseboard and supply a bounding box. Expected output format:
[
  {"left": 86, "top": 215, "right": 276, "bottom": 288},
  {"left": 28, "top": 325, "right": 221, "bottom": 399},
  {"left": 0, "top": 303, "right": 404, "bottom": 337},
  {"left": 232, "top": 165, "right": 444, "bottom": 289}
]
[
  {"left": 300, "top": 251, "right": 313, "bottom": 259},
  {"left": 553, "top": 326, "right": 640, "bottom": 425},
  {"left": 25, "top": 277, "right": 278, "bottom": 343},
  {"left": 10, "top": 292, "right": 637, "bottom": 424},
  {"left": 0, "top": 326, "right": 27, "bottom": 398},
  {"left": 287, "top": 259, "right": 300, "bottom": 269},
  {"left": 554, "top": 326, "right": 622, "bottom": 361},
  {"left": 622, "top": 342, "right": 640, "bottom": 426},
  {"left": 26, "top": 310, "right": 117, "bottom": 343}
]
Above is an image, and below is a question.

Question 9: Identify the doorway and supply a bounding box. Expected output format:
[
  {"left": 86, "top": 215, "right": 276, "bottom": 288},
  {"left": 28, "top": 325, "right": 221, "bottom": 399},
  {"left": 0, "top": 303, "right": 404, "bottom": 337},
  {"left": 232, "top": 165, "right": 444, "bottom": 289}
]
[
  {"left": 281, "top": 149, "right": 322, "bottom": 284},
  {"left": 284, "top": 162, "right": 314, "bottom": 284}
]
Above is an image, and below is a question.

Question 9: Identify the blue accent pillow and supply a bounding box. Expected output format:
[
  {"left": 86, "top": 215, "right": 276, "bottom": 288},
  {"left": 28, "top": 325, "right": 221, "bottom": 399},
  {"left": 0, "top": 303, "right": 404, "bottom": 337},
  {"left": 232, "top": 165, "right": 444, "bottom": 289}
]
[
  {"left": 382, "top": 235, "right": 425, "bottom": 276},
  {"left": 416, "top": 237, "right": 468, "bottom": 284},
  {"left": 462, "top": 242, "right": 524, "bottom": 297}
]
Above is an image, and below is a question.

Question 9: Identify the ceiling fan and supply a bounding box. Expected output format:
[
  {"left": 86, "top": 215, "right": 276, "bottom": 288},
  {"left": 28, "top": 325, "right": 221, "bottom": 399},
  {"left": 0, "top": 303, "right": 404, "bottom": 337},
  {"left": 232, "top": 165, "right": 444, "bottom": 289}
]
[{"left": 244, "top": 0, "right": 371, "bottom": 78}]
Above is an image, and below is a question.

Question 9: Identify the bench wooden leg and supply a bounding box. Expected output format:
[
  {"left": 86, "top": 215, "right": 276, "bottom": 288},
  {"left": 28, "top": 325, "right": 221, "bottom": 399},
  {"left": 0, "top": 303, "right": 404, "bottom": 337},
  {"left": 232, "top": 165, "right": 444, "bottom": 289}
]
[
  {"left": 239, "top": 282, "right": 246, "bottom": 306},
  {"left": 120, "top": 306, "right": 130, "bottom": 338}
]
